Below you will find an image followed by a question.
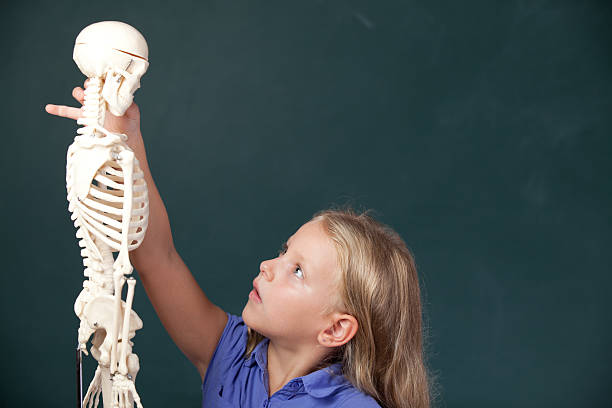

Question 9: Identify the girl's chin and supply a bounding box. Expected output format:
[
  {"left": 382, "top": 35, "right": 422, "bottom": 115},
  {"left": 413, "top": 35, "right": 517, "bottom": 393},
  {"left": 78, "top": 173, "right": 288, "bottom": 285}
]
[{"left": 241, "top": 304, "right": 258, "bottom": 326}]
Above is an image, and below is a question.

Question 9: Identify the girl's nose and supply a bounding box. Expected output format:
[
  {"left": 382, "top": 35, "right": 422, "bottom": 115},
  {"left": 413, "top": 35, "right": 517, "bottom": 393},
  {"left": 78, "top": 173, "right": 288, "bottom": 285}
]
[{"left": 260, "top": 260, "right": 274, "bottom": 281}]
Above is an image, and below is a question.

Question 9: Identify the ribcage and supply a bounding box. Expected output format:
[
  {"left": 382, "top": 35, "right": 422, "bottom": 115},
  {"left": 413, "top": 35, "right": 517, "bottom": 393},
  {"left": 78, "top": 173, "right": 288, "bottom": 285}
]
[{"left": 68, "top": 158, "right": 149, "bottom": 252}]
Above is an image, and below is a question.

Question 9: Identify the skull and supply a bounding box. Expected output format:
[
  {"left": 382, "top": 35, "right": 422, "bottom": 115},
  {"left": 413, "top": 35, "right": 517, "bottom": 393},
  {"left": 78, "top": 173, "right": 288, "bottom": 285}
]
[{"left": 73, "top": 21, "right": 149, "bottom": 116}]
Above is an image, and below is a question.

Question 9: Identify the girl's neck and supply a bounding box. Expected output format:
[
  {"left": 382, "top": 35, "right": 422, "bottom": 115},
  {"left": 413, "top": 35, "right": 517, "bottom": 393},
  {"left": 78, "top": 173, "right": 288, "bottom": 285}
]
[{"left": 265, "top": 339, "right": 329, "bottom": 396}]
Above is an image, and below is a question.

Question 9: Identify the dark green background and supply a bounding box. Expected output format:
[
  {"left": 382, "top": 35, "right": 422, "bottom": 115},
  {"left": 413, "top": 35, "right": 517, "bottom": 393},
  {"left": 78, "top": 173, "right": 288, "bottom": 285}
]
[{"left": 2, "top": 1, "right": 610, "bottom": 407}]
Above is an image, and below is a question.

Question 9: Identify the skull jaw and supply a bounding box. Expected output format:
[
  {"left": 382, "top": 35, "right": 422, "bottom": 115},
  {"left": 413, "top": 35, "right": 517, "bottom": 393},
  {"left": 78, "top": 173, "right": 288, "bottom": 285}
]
[
  {"left": 103, "top": 82, "right": 134, "bottom": 117},
  {"left": 102, "top": 69, "right": 140, "bottom": 117}
]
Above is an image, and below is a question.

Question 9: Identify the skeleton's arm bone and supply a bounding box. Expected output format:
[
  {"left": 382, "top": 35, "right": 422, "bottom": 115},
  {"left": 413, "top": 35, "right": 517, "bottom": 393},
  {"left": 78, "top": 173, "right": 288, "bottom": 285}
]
[{"left": 119, "top": 278, "right": 137, "bottom": 376}]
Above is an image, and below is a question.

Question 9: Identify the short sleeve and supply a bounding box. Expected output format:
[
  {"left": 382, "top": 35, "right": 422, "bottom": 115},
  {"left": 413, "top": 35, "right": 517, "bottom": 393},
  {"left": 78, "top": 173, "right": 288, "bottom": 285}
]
[{"left": 202, "top": 313, "right": 248, "bottom": 387}]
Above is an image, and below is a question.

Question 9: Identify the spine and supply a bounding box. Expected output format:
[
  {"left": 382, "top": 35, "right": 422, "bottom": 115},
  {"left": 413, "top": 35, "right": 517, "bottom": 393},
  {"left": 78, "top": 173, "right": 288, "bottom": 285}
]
[{"left": 77, "top": 77, "right": 106, "bottom": 136}]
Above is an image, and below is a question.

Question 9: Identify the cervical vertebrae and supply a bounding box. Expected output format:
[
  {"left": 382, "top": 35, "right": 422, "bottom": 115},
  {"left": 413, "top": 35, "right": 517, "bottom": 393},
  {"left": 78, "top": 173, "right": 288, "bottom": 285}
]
[{"left": 66, "top": 21, "right": 150, "bottom": 408}]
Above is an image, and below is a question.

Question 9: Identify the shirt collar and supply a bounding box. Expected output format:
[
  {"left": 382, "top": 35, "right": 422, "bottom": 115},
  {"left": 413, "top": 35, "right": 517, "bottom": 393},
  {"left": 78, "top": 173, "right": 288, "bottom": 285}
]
[
  {"left": 244, "top": 337, "right": 269, "bottom": 369},
  {"left": 301, "top": 363, "right": 349, "bottom": 398}
]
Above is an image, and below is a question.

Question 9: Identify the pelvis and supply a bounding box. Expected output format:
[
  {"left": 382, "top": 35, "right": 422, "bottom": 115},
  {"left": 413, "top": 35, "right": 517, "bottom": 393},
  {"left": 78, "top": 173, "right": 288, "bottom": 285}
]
[{"left": 78, "top": 294, "right": 143, "bottom": 366}]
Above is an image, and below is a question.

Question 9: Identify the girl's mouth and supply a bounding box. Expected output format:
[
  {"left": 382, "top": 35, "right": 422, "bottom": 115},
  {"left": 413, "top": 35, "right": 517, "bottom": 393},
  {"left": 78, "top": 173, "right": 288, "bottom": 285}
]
[{"left": 249, "top": 287, "right": 262, "bottom": 303}]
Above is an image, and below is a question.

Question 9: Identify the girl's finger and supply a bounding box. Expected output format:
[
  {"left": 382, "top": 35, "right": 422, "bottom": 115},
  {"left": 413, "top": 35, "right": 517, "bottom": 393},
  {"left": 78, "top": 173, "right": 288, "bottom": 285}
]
[
  {"left": 45, "top": 104, "right": 83, "bottom": 120},
  {"left": 72, "top": 87, "right": 85, "bottom": 104}
]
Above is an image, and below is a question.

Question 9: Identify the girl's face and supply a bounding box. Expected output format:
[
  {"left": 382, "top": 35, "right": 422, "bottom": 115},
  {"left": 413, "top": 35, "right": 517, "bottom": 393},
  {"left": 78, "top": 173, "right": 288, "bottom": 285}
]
[{"left": 242, "top": 219, "right": 341, "bottom": 347}]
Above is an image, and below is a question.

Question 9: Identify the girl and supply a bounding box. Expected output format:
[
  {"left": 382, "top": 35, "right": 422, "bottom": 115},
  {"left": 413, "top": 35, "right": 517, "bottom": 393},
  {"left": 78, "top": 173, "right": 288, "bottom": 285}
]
[{"left": 46, "top": 84, "right": 432, "bottom": 408}]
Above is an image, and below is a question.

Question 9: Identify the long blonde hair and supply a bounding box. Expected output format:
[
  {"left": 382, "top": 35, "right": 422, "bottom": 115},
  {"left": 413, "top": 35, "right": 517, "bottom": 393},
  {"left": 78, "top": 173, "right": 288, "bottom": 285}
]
[{"left": 246, "top": 207, "right": 433, "bottom": 408}]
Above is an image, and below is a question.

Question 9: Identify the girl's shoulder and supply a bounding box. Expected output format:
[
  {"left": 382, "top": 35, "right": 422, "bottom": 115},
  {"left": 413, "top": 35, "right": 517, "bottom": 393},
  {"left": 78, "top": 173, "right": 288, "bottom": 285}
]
[{"left": 208, "top": 312, "right": 248, "bottom": 367}]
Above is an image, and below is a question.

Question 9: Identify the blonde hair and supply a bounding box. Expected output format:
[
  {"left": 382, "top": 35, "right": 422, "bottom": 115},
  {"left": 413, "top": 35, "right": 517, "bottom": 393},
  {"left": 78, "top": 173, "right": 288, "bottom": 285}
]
[{"left": 246, "top": 207, "right": 433, "bottom": 408}]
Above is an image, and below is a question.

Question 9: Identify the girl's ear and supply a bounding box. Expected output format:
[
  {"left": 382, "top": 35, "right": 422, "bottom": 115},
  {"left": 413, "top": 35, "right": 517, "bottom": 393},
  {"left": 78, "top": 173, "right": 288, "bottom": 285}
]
[{"left": 317, "top": 313, "right": 358, "bottom": 348}]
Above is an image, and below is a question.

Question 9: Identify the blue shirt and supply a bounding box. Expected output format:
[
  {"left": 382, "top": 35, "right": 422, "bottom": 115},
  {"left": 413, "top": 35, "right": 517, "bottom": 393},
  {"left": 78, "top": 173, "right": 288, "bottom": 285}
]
[{"left": 202, "top": 313, "right": 381, "bottom": 407}]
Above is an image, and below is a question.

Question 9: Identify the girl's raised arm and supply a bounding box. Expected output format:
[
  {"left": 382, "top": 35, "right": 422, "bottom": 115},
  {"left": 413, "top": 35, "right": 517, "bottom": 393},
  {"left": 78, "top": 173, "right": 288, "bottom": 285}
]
[{"left": 46, "top": 86, "right": 228, "bottom": 380}]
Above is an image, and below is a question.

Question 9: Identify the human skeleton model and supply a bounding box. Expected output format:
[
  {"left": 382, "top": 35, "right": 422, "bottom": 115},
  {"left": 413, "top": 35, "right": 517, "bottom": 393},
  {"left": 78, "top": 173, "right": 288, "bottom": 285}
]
[{"left": 66, "top": 21, "right": 149, "bottom": 408}]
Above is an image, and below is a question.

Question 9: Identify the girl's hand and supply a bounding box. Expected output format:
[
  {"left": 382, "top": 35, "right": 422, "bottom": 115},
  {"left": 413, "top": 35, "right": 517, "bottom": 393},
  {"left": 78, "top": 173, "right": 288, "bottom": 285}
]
[{"left": 45, "top": 80, "right": 144, "bottom": 152}]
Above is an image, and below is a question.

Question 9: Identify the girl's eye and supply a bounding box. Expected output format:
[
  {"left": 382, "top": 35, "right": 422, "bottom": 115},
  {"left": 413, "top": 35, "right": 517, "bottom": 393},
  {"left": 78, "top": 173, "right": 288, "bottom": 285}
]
[{"left": 293, "top": 266, "right": 304, "bottom": 279}]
